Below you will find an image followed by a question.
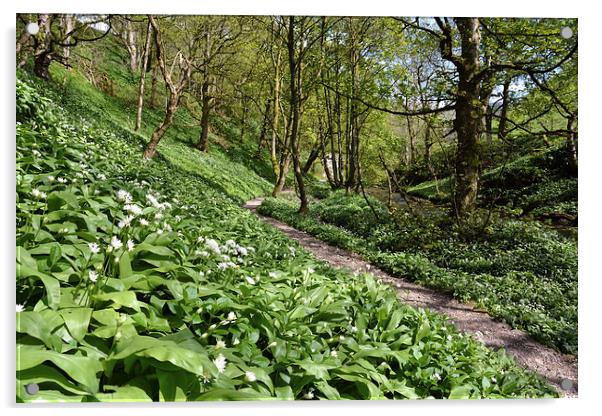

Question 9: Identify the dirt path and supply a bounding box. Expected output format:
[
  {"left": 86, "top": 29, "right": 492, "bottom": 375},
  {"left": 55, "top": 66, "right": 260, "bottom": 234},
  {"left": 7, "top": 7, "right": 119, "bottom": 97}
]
[{"left": 243, "top": 197, "right": 578, "bottom": 397}]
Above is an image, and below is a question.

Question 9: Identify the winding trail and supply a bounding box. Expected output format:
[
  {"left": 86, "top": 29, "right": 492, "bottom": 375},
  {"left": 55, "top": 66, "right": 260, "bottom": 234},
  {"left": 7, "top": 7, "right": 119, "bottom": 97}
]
[{"left": 243, "top": 197, "right": 578, "bottom": 397}]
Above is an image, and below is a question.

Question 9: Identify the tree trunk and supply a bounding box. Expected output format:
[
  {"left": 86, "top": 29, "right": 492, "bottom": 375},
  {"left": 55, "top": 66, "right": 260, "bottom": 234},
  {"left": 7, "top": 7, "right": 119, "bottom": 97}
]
[
  {"left": 143, "top": 15, "right": 191, "bottom": 159},
  {"left": 150, "top": 65, "right": 159, "bottom": 108},
  {"left": 33, "top": 52, "right": 52, "bottom": 79},
  {"left": 287, "top": 17, "right": 309, "bottom": 214},
  {"left": 346, "top": 28, "right": 359, "bottom": 191},
  {"left": 61, "top": 14, "right": 74, "bottom": 61},
  {"left": 143, "top": 95, "right": 177, "bottom": 159},
  {"left": 453, "top": 18, "right": 483, "bottom": 218},
  {"left": 566, "top": 115, "right": 578, "bottom": 173},
  {"left": 122, "top": 19, "right": 139, "bottom": 73},
  {"left": 497, "top": 78, "right": 511, "bottom": 140},
  {"left": 32, "top": 14, "right": 53, "bottom": 80},
  {"left": 302, "top": 143, "right": 320, "bottom": 175},
  {"left": 255, "top": 99, "right": 271, "bottom": 156},
  {"left": 197, "top": 78, "right": 212, "bottom": 152},
  {"left": 272, "top": 155, "right": 291, "bottom": 196},
  {"left": 318, "top": 119, "right": 335, "bottom": 186},
  {"left": 135, "top": 19, "right": 153, "bottom": 132},
  {"left": 239, "top": 96, "right": 248, "bottom": 142}
]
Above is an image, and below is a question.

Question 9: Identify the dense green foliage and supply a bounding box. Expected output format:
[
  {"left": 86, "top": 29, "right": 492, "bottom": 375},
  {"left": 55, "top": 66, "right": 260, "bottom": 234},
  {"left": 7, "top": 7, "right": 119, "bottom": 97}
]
[
  {"left": 258, "top": 192, "right": 577, "bottom": 355},
  {"left": 16, "top": 71, "right": 559, "bottom": 402},
  {"left": 407, "top": 146, "right": 578, "bottom": 223}
]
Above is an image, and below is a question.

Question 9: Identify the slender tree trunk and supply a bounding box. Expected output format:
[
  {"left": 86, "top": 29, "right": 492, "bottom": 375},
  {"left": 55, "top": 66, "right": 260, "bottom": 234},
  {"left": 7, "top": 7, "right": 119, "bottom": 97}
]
[
  {"left": 272, "top": 155, "right": 291, "bottom": 196},
  {"left": 287, "top": 17, "right": 309, "bottom": 214},
  {"left": 318, "top": 119, "right": 335, "bottom": 186},
  {"left": 497, "top": 78, "right": 511, "bottom": 140},
  {"left": 144, "top": 95, "right": 178, "bottom": 159},
  {"left": 239, "top": 96, "right": 248, "bottom": 142},
  {"left": 135, "top": 19, "right": 153, "bottom": 132},
  {"left": 255, "top": 99, "right": 271, "bottom": 156},
  {"left": 346, "top": 27, "right": 359, "bottom": 191},
  {"left": 197, "top": 78, "right": 212, "bottom": 152},
  {"left": 150, "top": 65, "right": 159, "bottom": 108},
  {"left": 61, "top": 14, "right": 74, "bottom": 61},
  {"left": 143, "top": 16, "right": 191, "bottom": 159},
  {"left": 302, "top": 143, "right": 320, "bottom": 175},
  {"left": 269, "top": 47, "right": 283, "bottom": 186},
  {"left": 566, "top": 115, "right": 578, "bottom": 173},
  {"left": 122, "top": 19, "right": 139, "bottom": 73}
]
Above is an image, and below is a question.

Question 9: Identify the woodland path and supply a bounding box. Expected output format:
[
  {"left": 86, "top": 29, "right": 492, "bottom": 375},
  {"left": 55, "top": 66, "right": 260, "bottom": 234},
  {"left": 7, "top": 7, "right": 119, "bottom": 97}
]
[{"left": 243, "top": 197, "right": 578, "bottom": 397}]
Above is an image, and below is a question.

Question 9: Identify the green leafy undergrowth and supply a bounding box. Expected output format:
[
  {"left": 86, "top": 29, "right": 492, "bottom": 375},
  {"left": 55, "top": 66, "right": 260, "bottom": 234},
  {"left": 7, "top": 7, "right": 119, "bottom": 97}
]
[
  {"left": 407, "top": 147, "right": 577, "bottom": 222},
  {"left": 258, "top": 195, "right": 577, "bottom": 355},
  {"left": 16, "top": 74, "right": 557, "bottom": 402}
]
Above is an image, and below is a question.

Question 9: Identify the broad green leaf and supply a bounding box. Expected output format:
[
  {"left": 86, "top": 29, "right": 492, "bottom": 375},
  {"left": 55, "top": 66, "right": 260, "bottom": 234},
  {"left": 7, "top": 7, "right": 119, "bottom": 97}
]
[
  {"left": 196, "top": 388, "right": 276, "bottom": 401},
  {"left": 17, "top": 364, "right": 89, "bottom": 396},
  {"left": 95, "top": 385, "right": 153, "bottom": 402},
  {"left": 16, "top": 310, "right": 64, "bottom": 350},
  {"left": 59, "top": 308, "right": 92, "bottom": 343},
  {"left": 93, "top": 291, "right": 143, "bottom": 312},
  {"left": 118, "top": 251, "right": 133, "bottom": 279},
  {"left": 415, "top": 319, "right": 431, "bottom": 344},
  {"left": 448, "top": 385, "right": 473, "bottom": 400},
  {"left": 16, "top": 344, "right": 102, "bottom": 393}
]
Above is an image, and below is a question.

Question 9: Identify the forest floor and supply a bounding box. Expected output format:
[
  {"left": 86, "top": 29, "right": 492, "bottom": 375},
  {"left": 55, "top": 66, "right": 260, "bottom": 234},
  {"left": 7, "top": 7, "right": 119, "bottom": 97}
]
[{"left": 243, "top": 197, "right": 578, "bottom": 397}]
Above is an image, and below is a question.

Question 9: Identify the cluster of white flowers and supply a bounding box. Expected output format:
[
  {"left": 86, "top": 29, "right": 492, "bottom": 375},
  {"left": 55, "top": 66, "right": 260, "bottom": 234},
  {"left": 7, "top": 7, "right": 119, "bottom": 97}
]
[
  {"left": 217, "top": 261, "right": 236, "bottom": 271},
  {"left": 127, "top": 239, "right": 135, "bottom": 252},
  {"left": 204, "top": 239, "right": 221, "bottom": 255},
  {"left": 215, "top": 340, "right": 227, "bottom": 349},
  {"left": 123, "top": 204, "right": 143, "bottom": 216},
  {"left": 146, "top": 193, "right": 171, "bottom": 211},
  {"left": 88, "top": 242, "right": 100, "bottom": 254},
  {"left": 244, "top": 371, "right": 257, "bottom": 382},
  {"left": 213, "top": 354, "right": 227, "bottom": 373},
  {"left": 88, "top": 270, "right": 98, "bottom": 283},
  {"left": 432, "top": 372, "right": 442, "bottom": 381},
  {"left": 116, "top": 189, "right": 133, "bottom": 203},
  {"left": 118, "top": 215, "right": 135, "bottom": 229},
  {"left": 16, "top": 304, "right": 25, "bottom": 313},
  {"left": 109, "top": 235, "right": 123, "bottom": 251},
  {"left": 31, "top": 188, "right": 47, "bottom": 199},
  {"left": 57, "top": 177, "right": 68, "bottom": 184}
]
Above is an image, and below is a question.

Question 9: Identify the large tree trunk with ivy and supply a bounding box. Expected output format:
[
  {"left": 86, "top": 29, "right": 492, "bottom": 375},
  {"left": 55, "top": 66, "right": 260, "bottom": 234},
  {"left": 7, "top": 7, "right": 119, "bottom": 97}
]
[{"left": 32, "top": 14, "right": 53, "bottom": 80}]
